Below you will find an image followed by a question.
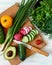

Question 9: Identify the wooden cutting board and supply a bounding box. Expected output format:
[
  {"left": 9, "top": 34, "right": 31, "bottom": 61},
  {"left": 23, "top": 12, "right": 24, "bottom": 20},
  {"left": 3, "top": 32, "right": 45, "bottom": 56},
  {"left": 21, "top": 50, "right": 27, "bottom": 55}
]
[{"left": 0, "top": 3, "right": 46, "bottom": 65}]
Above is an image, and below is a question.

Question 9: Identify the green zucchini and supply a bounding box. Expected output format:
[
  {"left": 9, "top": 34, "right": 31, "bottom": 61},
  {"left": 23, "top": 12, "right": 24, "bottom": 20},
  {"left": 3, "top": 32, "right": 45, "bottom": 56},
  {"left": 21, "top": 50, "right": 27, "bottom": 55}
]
[{"left": 0, "top": 26, "right": 4, "bottom": 44}]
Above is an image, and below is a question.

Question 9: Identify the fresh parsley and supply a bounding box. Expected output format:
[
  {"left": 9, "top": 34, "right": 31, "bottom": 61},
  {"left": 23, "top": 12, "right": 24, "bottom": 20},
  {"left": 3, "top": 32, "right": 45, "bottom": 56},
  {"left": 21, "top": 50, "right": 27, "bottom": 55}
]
[{"left": 30, "top": 1, "right": 52, "bottom": 38}]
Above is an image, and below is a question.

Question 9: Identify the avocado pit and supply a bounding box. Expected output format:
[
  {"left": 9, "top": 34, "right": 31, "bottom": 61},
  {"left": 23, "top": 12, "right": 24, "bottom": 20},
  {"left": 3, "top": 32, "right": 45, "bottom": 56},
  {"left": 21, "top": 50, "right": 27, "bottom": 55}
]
[{"left": 7, "top": 51, "right": 13, "bottom": 57}]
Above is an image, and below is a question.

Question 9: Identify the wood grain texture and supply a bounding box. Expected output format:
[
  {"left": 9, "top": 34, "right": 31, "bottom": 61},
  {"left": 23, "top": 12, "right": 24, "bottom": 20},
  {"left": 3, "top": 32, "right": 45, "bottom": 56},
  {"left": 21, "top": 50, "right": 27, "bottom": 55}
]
[
  {"left": 0, "top": 3, "right": 46, "bottom": 65},
  {"left": 0, "top": 3, "right": 19, "bottom": 18}
]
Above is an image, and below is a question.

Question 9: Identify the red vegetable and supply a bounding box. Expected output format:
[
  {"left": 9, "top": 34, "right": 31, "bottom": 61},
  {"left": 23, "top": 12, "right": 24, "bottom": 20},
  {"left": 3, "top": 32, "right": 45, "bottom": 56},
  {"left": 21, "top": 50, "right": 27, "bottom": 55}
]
[
  {"left": 19, "top": 27, "right": 32, "bottom": 36},
  {"left": 14, "top": 33, "right": 22, "bottom": 41},
  {"left": 36, "top": 39, "right": 42, "bottom": 45},
  {"left": 19, "top": 29, "right": 26, "bottom": 36}
]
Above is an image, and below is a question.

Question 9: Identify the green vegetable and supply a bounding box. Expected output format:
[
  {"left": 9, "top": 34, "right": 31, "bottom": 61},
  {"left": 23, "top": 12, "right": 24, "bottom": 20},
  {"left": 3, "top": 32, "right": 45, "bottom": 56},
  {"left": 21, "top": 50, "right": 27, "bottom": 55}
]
[
  {"left": 35, "top": 30, "right": 39, "bottom": 35},
  {"left": 0, "top": 26, "right": 4, "bottom": 44},
  {"left": 22, "top": 36, "right": 29, "bottom": 43},
  {"left": 32, "top": 30, "right": 38, "bottom": 35},
  {"left": 17, "top": 0, "right": 37, "bottom": 61},
  {"left": 19, "top": 29, "right": 38, "bottom": 60},
  {"left": 45, "top": 0, "right": 52, "bottom": 7},
  {"left": 4, "top": 46, "right": 16, "bottom": 60},
  {"left": 44, "top": 18, "right": 52, "bottom": 34},
  {"left": 30, "top": 0, "right": 52, "bottom": 36},
  {"left": 2, "top": 0, "right": 37, "bottom": 55},
  {"left": 18, "top": 44, "right": 26, "bottom": 61},
  {"left": 29, "top": 33, "right": 34, "bottom": 40},
  {"left": 30, "top": 32, "right": 35, "bottom": 36},
  {"left": 22, "top": 29, "right": 38, "bottom": 43},
  {"left": 27, "top": 34, "right": 32, "bottom": 41}
]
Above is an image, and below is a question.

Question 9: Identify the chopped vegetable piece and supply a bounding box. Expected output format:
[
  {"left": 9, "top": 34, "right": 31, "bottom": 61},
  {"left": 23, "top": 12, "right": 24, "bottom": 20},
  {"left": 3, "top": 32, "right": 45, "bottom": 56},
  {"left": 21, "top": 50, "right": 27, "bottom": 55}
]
[
  {"left": 35, "top": 30, "right": 39, "bottom": 35},
  {"left": 27, "top": 34, "right": 32, "bottom": 41},
  {"left": 36, "top": 39, "right": 42, "bottom": 45},
  {"left": 22, "top": 36, "right": 29, "bottom": 43},
  {"left": 14, "top": 33, "right": 22, "bottom": 41},
  {"left": 19, "top": 26, "right": 32, "bottom": 36},
  {"left": 29, "top": 33, "right": 34, "bottom": 40}
]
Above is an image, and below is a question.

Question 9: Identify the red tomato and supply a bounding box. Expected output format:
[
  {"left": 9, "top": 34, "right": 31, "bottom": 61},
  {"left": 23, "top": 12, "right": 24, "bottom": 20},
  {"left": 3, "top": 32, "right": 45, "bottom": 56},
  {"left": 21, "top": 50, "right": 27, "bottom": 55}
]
[{"left": 36, "top": 39, "right": 42, "bottom": 45}]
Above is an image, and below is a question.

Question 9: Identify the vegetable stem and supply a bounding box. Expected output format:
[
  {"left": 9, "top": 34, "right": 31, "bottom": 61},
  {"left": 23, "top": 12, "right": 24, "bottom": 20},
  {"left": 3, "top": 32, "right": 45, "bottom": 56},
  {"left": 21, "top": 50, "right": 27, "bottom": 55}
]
[{"left": 2, "top": 0, "right": 37, "bottom": 53}]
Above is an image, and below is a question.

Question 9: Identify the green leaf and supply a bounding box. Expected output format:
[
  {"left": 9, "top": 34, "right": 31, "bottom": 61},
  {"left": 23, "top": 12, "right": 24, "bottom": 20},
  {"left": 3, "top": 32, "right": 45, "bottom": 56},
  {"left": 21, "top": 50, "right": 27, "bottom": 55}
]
[
  {"left": 44, "top": 0, "right": 52, "bottom": 7},
  {"left": 44, "top": 18, "right": 52, "bottom": 34}
]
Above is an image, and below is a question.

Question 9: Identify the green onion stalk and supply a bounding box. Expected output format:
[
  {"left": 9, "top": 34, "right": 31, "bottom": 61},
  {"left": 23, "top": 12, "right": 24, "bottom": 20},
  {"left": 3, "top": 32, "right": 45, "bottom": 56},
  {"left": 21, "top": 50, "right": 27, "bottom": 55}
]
[{"left": 2, "top": 0, "right": 37, "bottom": 54}]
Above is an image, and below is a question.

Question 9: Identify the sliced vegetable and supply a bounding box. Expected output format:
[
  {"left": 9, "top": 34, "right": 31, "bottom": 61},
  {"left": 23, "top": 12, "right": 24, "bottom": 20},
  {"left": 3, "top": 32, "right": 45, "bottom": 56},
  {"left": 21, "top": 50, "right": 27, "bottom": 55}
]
[
  {"left": 19, "top": 26, "right": 32, "bottom": 36},
  {"left": 22, "top": 36, "right": 29, "bottom": 43},
  {"left": 27, "top": 34, "right": 32, "bottom": 41},
  {"left": 19, "top": 29, "right": 26, "bottom": 36},
  {"left": 35, "top": 30, "right": 39, "bottom": 35},
  {"left": 35, "top": 39, "right": 42, "bottom": 45},
  {"left": 32, "top": 30, "right": 38, "bottom": 35},
  {"left": 29, "top": 33, "right": 34, "bottom": 40},
  {"left": 14, "top": 33, "right": 22, "bottom": 41},
  {"left": 30, "top": 31, "right": 35, "bottom": 36},
  {"left": 22, "top": 29, "right": 39, "bottom": 43},
  {"left": 32, "top": 30, "right": 36, "bottom": 34}
]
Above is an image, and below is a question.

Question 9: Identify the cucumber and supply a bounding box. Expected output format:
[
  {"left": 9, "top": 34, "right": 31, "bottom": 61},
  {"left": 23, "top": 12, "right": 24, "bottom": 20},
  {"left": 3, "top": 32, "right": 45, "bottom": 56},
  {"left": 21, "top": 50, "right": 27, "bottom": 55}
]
[
  {"left": 18, "top": 44, "right": 26, "bottom": 61},
  {"left": 0, "top": 26, "right": 4, "bottom": 44},
  {"left": 30, "top": 32, "right": 35, "bottom": 36},
  {"left": 29, "top": 33, "right": 34, "bottom": 40},
  {"left": 27, "top": 34, "right": 32, "bottom": 41},
  {"left": 32, "top": 30, "right": 36, "bottom": 34},
  {"left": 30, "top": 31, "right": 36, "bottom": 37},
  {"left": 18, "top": 36, "right": 28, "bottom": 61},
  {"left": 22, "top": 36, "right": 28, "bottom": 43},
  {"left": 32, "top": 30, "right": 38, "bottom": 35},
  {"left": 35, "top": 30, "right": 38, "bottom": 35}
]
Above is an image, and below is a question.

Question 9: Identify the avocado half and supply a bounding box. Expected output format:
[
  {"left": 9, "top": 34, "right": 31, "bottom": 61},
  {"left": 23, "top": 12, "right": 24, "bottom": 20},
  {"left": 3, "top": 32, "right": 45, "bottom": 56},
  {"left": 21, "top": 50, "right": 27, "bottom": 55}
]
[{"left": 4, "top": 46, "right": 16, "bottom": 60}]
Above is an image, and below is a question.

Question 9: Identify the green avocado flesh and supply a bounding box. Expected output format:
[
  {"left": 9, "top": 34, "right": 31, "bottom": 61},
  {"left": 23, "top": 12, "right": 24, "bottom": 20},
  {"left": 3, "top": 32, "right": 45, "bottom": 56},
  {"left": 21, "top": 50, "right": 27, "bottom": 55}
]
[{"left": 4, "top": 46, "right": 16, "bottom": 60}]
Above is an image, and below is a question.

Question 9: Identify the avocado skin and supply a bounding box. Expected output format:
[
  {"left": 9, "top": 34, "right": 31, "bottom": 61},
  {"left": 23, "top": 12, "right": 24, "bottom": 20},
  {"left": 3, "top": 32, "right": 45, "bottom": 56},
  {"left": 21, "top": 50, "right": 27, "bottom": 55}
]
[{"left": 4, "top": 46, "right": 16, "bottom": 60}]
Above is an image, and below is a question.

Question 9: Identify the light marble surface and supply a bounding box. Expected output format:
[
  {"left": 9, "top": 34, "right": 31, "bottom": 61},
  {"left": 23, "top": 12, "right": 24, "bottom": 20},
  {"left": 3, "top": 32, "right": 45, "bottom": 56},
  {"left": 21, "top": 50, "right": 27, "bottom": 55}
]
[{"left": 0, "top": 0, "right": 52, "bottom": 65}]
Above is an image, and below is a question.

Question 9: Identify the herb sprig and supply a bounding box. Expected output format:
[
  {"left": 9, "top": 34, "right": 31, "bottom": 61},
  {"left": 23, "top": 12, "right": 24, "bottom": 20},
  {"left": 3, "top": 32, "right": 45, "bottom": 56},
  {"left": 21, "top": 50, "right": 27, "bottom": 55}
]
[{"left": 30, "top": 0, "right": 52, "bottom": 38}]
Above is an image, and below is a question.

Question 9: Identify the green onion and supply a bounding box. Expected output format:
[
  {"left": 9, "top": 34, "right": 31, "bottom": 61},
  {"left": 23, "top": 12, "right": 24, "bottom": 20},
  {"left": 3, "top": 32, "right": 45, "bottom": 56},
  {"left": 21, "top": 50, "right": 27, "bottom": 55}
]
[{"left": 2, "top": 0, "right": 37, "bottom": 54}]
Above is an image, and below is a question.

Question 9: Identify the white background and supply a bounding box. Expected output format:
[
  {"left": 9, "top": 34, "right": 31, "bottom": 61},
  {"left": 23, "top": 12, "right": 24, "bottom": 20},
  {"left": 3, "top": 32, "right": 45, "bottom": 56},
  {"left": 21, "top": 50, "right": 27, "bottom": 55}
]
[{"left": 0, "top": 0, "right": 52, "bottom": 65}]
